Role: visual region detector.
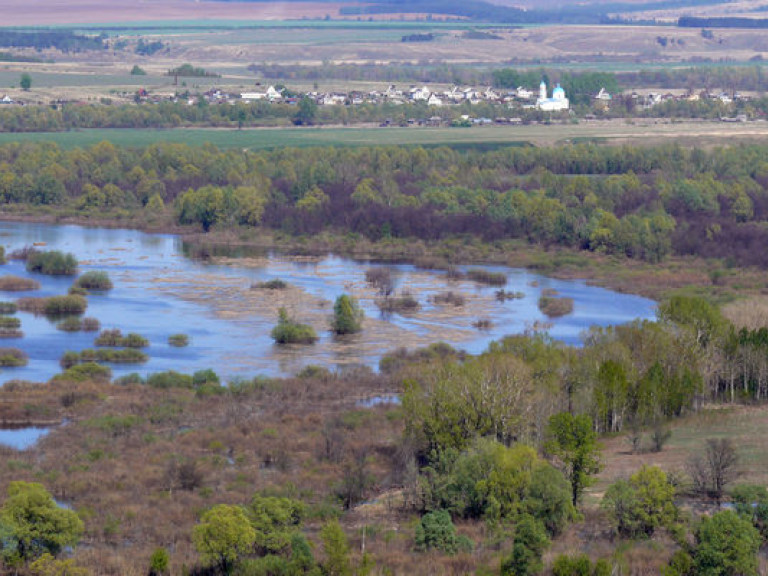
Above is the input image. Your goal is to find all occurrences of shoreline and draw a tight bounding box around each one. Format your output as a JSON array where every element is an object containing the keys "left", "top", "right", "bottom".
[{"left": 0, "top": 209, "right": 748, "bottom": 302}]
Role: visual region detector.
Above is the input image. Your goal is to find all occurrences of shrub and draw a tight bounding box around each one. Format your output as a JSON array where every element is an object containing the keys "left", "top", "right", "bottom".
[
  {"left": 0, "top": 317, "right": 20, "bottom": 329},
  {"left": 168, "top": 333, "right": 189, "bottom": 347},
  {"left": 0, "top": 275, "right": 40, "bottom": 291},
  {"left": 271, "top": 308, "right": 318, "bottom": 345},
  {"left": 56, "top": 317, "right": 83, "bottom": 332},
  {"left": 414, "top": 510, "right": 462, "bottom": 554},
  {"left": 149, "top": 547, "right": 170, "bottom": 576},
  {"left": 46, "top": 295, "right": 87, "bottom": 316},
  {"left": 113, "top": 373, "right": 145, "bottom": 386},
  {"left": 52, "top": 362, "right": 112, "bottom": 383},
  {"left": 252, "top": 279, "right": 288, "bottom": 290},
  {"left": 538, "top": 296, "right": 574, "bottom": 318},
  {"left": 466, "top": 268, "right": 507, "bottom": 286},
  {"left": 365, "top": 268, "right": 395, "bottom": 295},
  {"left": 147, "top": 371, "right": 193, "bottom": 389},
  {"left": 495, "top": 290, "right": 525, "bottom": 301},
  {"left": 74, "top": 271, "right": 113, "bottom": 291},
  {"left": 0, "top": 302, "right": 17, "bottom": 314},
  {"left": 26, "top": 250, "right": 78, "bottom": 275},
  {"left": 68, "top": 285, "right": 88, "bottom": 296},
  {"left": 94, "top": 329, "right": 149, "bottom": 348},
  {"left": 375, "top": 293, "right": 419, "bottom": 314},
  {"left": 0, "top": 347, "right": 27, "bottom": 367},
  {"left": 81, "top": 317, "right": 100, "bottom": 332},
  {"left": 61, "top": 349, "right": 148, "bottom": 368},
  {"left": 430, "top": 291, "right": 466, "bottom": 306},
  {"left": 331, "top": 294, "right": 364, "bottom": 335}
]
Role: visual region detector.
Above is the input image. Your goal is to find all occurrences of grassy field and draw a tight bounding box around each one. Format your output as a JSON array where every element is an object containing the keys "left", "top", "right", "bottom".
[{"left": 2, "top": 121, "right": 768, "bottom": 150}]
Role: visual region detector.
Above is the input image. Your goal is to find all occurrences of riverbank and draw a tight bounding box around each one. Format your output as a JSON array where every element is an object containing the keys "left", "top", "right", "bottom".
[{"left": 0, "top": 206, "right": 756, "bottom": 303}]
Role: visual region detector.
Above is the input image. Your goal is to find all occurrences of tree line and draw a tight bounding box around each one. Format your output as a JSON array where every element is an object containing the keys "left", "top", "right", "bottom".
[{"left": 6, "top": 141, "right": 768, "bottom": 266}]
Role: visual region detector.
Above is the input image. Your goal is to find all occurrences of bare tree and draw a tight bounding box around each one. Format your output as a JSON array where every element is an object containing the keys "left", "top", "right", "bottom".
[{"left": 688, "top": 438, "right": 739, "bottom": 504}]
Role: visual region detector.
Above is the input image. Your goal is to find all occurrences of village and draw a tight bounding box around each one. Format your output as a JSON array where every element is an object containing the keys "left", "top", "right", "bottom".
[{"left": 0, "top": 79, "right": 755, "bottom": 126}]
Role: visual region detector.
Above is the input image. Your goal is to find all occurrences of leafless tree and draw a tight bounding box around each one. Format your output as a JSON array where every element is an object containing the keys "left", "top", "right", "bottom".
[{"left": 688, "top": 438, "right": 739, "bottom": 503}]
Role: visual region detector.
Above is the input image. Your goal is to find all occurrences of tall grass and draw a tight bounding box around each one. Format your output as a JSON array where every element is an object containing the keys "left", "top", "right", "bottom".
[
  {"left": 0, "top": 276, "right": 40, "bottom": 292},
  {"left": 538, "top": 296, "right": 574, "bottom": 318},
  {"left": 466, "top": 269, "right": 507, "bottom": 286},
  {"left": 26, "top": 250, "right": 78, "bottom": 276},
  {"left": 74, "top": 271, "right": 113, "bottom": 291},
  {"left": 95, "top": 329, "right": 149, "bottom": 348},
  {"left": 0, "top": 348, "right": 27, "bottom": 367},
  {"left": 18, "top": 295, "right": 87, "bottom": 316}
]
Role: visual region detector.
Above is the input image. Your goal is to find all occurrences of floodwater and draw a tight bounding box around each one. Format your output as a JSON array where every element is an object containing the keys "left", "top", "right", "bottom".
[
  {"left": 0, "top": 222, "right": 657, "bottom": 384},
  {"left": 0, "top": 425, "right": 50, "bottom": 450}
]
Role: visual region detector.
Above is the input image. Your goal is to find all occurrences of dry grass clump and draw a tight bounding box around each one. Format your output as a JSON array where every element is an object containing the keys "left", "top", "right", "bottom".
[
  {"left": 430, "top": 291, "right": 466, "bottom": 307},
  {"left": 0, "top": 275, "right": 40, "bottom": 291},
  {"left": 466, "top": 268, "right": 507, "bottom": 286},
  {"left": 251, "top": 278, "right": 288, "bottom": 290},
  {"left": 18, "top": 295, "right": 87, "bottom": 316},
  {"left": 538, "top": 296, "right": 575, "bottom": 318},
  {"left": 94, "top": 329, "right": 149, "bottom": 348},
  {"left": 722, "top": 297, "right": 768, "bottom": 330},
  {"left": 365, "top": 268, "right": 395, "bottom": 295},
  {"left": 375, "top": 292, "right": 419, "bottom": 314}
]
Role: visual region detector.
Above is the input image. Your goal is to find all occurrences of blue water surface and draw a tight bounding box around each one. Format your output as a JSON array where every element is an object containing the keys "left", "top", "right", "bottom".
[{"left": 0, "top": 222, "right": 657, "bottom": 383}]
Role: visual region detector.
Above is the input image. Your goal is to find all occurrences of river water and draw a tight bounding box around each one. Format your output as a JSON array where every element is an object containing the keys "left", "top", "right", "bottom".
[{"left": 0, "top": 221, "right": 656, "bottom": 384}]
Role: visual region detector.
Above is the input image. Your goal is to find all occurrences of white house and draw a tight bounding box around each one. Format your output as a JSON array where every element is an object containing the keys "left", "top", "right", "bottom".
[
  {"left": 515, "top": 86, "right": 534, "bottom": 100},
  {"left": 536, "top": 81, "right": 569, "bottom": 112},
  {"left": 595, "top": 88, "right": 612, "bottom": 101},
  {"left": 427, "top": 93, "right": 443, "bottom": 107},
  {"left": 0, "top": 95, "right": 13, "bottom": 105},
  {"left": 410, "top": 86, "right": 431, "bottom": 101}
]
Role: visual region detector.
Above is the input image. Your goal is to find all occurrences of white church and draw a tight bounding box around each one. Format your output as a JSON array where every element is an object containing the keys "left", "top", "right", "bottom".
[{"left": 536, "top": 81, "right": 569, "bottom": 112}]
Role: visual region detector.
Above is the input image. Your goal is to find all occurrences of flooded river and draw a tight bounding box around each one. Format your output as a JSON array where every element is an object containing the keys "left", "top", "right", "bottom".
[{"left": 0, "top": 222, "right": 656, "bottom": 383}]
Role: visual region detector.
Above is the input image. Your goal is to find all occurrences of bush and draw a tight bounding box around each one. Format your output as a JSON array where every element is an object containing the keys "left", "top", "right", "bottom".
[
  {"left": 168, "top": 333, "right": 189, "bottom": 347},
  {"left": 271, "top": 308, "right": 318, "bottom": 345},
  {"left": 113, "top": 372, "right": 145, "bottom": 386},
  {"left": 0, "top": 317, "right": 20, "bottom": 329},
  {"left": 365, "top": 268, "right": 395, "bottom": 295},
  {"left": 466, "top": 268, "right": 507, "bottom": 286},
  {"left": 375, "top": 293, "right": 419, "bottom": 314},
  {"left": 26, "top": 250, "right": 78, "bottom": 275},
  {"left": 0, "top": 275, "right": 40, "bottom": 291},
  {"left": 81, "top": 317, "right": 100, "bottom": 332},
  {"left": 331, "top": 294, "right": 364, "bottom": 335},
  {"left": 94, "top": 329, "right": 149, "bottom": 348},
  {"left": 61, "top": 348, "right": 148, "bottom": 368},
  {"left": 252, "top": 279, "right": 288, "bottom": 290},
  {"left": 0, "top": 302, "right": 17, "bottom": 314},
  {"left": 46, "top": 295, "right": 87, "bottom": 316},
  {"left": 414, "top": 510, "right": 465, "bottom": 554},
  {"left": 0, "top": 347, "right": 27, "bottom": 367},
  {"left": 147, "top": 371, "right": 193, "bottom": 389},
  {"left": 52, "top": 362, "right": 112, "bottom": 383},
  {"left": 538, "top": 296, "right": 574, "bottom": 318},
  {"left": 430, "top": 291, "right": 466, "bottom": 306},
  {"left": 74, "top": 271, "right": 113, "bottom": 291},
  {"left": 56, "top": 317, "right": 83, "bottom": 332},
  {"left": 495, "top": 290, "right": 525, "bottom": 301}
]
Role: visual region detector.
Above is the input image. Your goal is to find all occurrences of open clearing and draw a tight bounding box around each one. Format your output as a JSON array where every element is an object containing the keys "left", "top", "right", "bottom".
[{"left": 3, "top": 120, "right": 768, "bottom": 150}]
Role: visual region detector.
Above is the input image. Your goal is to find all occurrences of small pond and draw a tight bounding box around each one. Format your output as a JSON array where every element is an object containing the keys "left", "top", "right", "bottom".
[
  {"left": 0, "top": 425, "right": 51, "bottom": 450},
  {"left": 0, "top": 222, "right": 657, "bottom": 383}
]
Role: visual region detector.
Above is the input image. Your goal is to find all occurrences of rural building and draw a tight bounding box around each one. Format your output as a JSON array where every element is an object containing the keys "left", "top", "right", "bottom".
[{"left": 536, "top": 81, "right": 569, "bottom": 111}]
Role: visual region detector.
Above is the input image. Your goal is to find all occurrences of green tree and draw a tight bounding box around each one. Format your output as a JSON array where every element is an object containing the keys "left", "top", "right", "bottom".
[
  {"left": 500, "top": 515, "right": 550, "bottom": 576},
  {"left": 331, "top": 294, "right": 364, "bottom": 335},
  {"left": 602, "top": 465, "right": 677, "bottom": 538},
  {"left": 320, "top": 519, "right": 351, "bottom": 576},
  {"left": 414, "top": 510, "right": 459, "bottom": 554},
  {"left": 545, "top": 413, "right": 602, "bottom": 506},
  {"left": 192, "top": 504, "right": 255, "bottom": 573},
  {"left": 695, "top": 510, "right": 760, "bottom": 576},
  {"left": 148, "top": 547, "right": 170, "bottom": 575},
  {"left": 28, "top": 553, "right": 89, "bottom": 576},
  {"left": 0, "top": 481, "right": 83, "bottom": 563},
  {"left": 247, "top": 494, "right": 305, "bottom": 555},
  {"left": 20, "top": 73, "right": 31, "bottom": 91},
  {"left": 295, "top": 96, "right": 318, "bottom": 126}
]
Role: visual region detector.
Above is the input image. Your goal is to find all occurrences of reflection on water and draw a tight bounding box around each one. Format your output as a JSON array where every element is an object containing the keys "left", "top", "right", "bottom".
[{"left": 0, "top": 222, "right": 657, "bottom": 383}]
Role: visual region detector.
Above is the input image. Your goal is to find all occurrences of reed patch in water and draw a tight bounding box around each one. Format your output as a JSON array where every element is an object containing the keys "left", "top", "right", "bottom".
[
  {"left": 538, "top": 296, "right": 574, "bottom": 318},
  {"left": 168, "top": 334, "right": 190, "bottom": 347},
  {"left": 26, "top": 250, "right": 78, "bottom": 276},
  {"left": 466, "top": 269, "right": 507, "bottom": 286},
  {"left": 0, "top": 348, "right": 27, "bottom": 367},
  {"left": 74, "top": 271, "right": 113, "bottom": 291},
  {"left": 0, "top": 276, "right": 40, "bottom": 292},
  {"left": 94, "top": 329, "right": 149, "bottom": 348}
]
